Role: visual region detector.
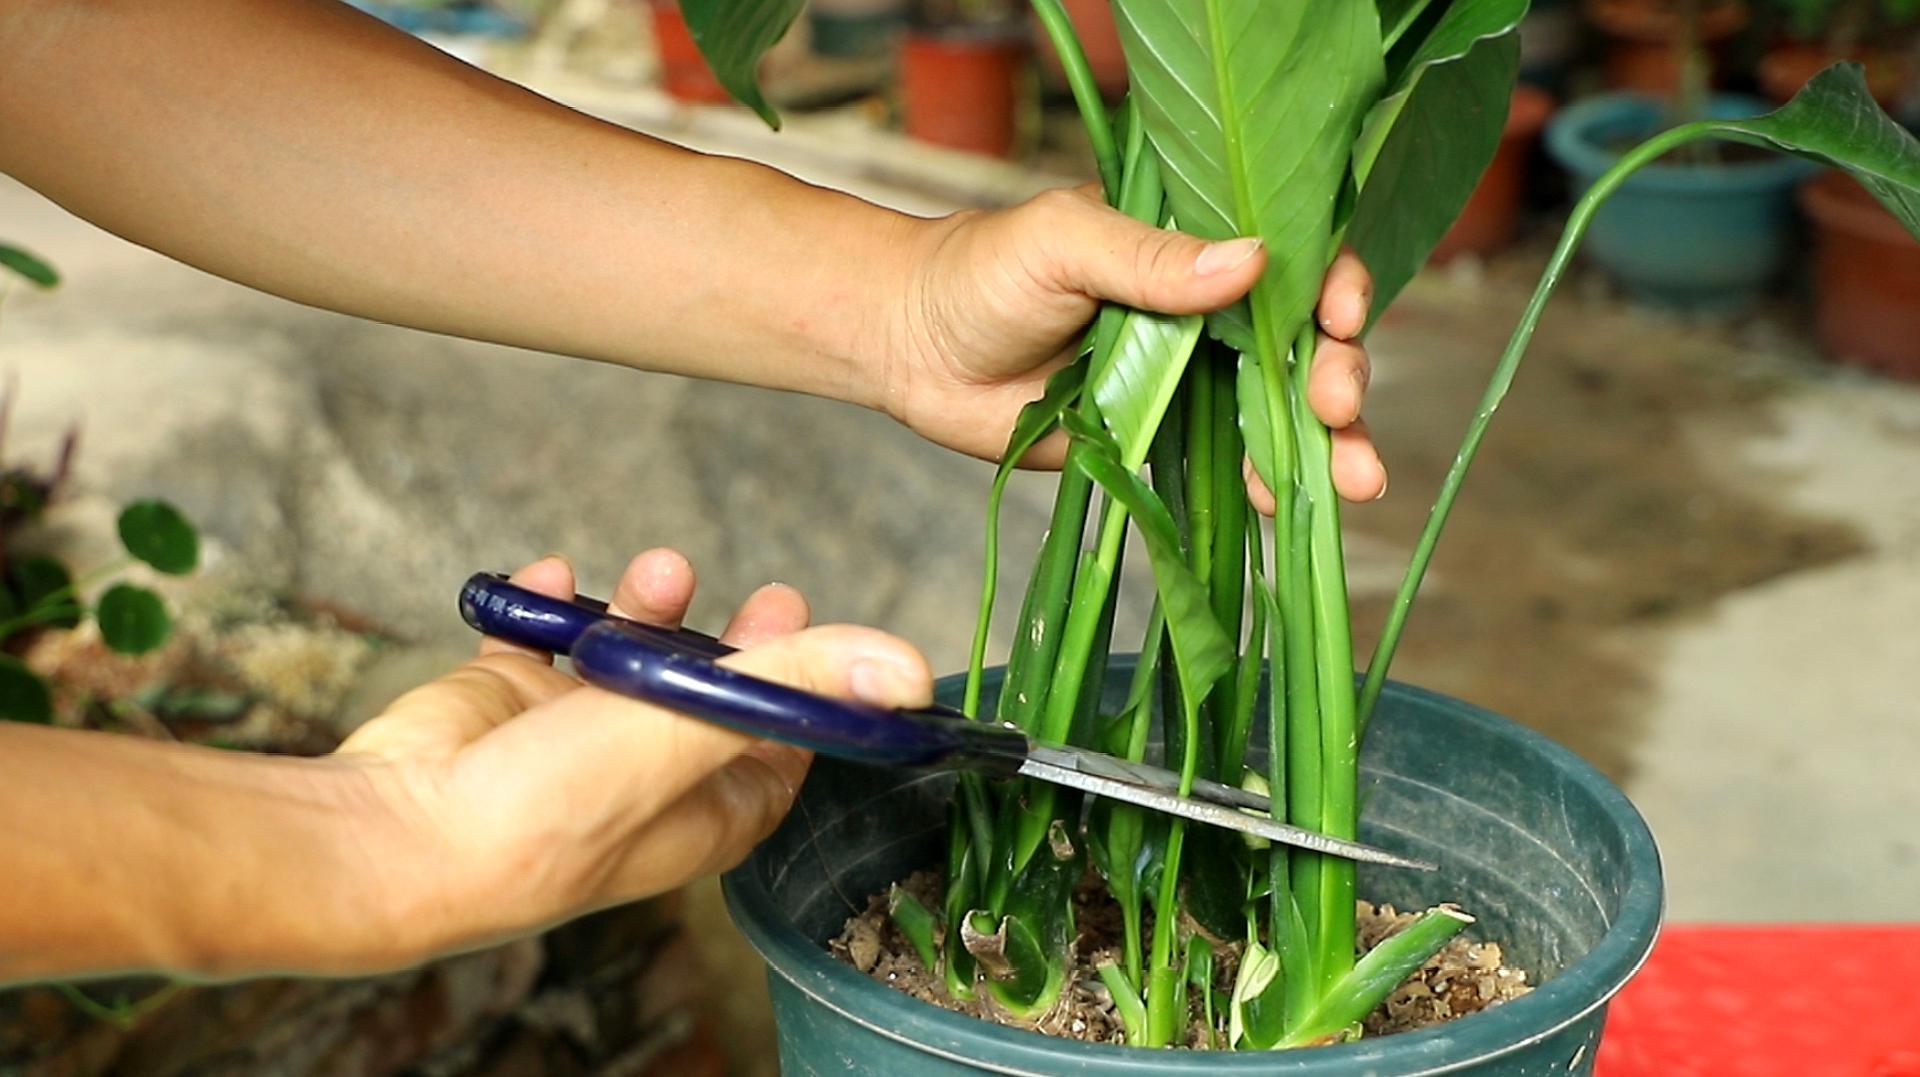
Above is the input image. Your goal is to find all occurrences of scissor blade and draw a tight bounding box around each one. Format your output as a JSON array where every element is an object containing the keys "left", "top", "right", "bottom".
[
  {"left": 1014, "top": 755, "right": 1436, "bottom": 872},
  {"left": 1031, "top": 745, "right": 1273, "bottom": 813}
]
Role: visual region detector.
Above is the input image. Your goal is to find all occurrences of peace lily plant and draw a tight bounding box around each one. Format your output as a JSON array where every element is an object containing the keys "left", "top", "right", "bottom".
[{"left": 683, "top": 0, "right": 1920, "bottom": 1050}]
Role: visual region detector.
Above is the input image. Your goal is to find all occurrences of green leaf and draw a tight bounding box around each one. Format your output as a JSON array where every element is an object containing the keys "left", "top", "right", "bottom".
[
  {"left": 1279, "top": 906, "right": 1472, "bottom": 1047},
  {"left": 1112, "top": 0, "right": 1385, "bottom": 354},
  {"left": 97, "top": 584, "right": 171, "bottom": 655},
  {"left": 1090, "top": 309, "right": 1206, "bottom": 468},
  {"left": 117, "top": 500, "right": 199, "bottom": 575},
  {"left": 0, "top": 243, "right": 59, "bottom": 288},
  {"left": 1703, "top": 63, "right": 1920, "bottom": 236},
  {"left": 0, "top": 655, "right": 52, "bottom": 723},
  {"left": 680, "top": 0, "right": 802, "bottom": 129},
  {"left": 1096, "top": 961, "right": 1149, "bottom": 1043},
  {"left": 1349, "top": 33, "right": 1520, "bottom": 321},
  {"left": 9, "top": 555, "right": 81, "bottom": 630},
  {"left": 1061, "top": 413, "right": 1234, "bottom": 705},
  {"left": 1383, "top": 0, "right": 1528, "bottom": 91},
  {"left": 887, "top": 885, "right": 942, "bottom": 973},
  {"left": 1228, "top": 938, "right": 1283, "bottom": 1048}
]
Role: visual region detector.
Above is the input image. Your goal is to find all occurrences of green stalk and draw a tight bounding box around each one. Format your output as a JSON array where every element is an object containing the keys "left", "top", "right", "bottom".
[
  {"left": 1358, "top": 123, "right": 1715, "bottom": 734},
  {"left": 1288, "top": 323, "right": 1358, "bottom": 990},
  {"left": 1027, "top": 0, "right": 1122, "bottom": 199}
]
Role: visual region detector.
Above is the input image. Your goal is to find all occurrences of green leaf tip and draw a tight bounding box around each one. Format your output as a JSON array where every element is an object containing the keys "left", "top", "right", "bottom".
[
  {"left": 117, "top": 499, "right": 199, "bottom": 575},
  {"left": 0, "top": 243, "right": 59, "bottom": 288},
  {"left": 678, "top": 0, "right": 803, "bottom": 130}
]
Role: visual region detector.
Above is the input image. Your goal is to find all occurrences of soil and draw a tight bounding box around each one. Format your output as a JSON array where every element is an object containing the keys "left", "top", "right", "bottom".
[{"left": 830, "top": 871, "right": 1531, "bottom": 1048}]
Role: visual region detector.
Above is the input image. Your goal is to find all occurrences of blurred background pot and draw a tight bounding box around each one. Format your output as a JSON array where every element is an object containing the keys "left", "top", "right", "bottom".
[
  {"left": 899, "top": 23, "right": 1028, "bottom": 156},
  {"left": 723, "top": 663, "right": 1663, "bottom": 1075},
  {"left": 1432, "top": 85, "right": 1559, "bottom": 262},
  {"left": 650, "top": 0, "right": 734, "bottom": 104},
  {"left": 1757, "top": 42, "right": 1913, "bottom": 104},
  {"left": 1800, "top": 169, "right": 1920, "bottom": 379},
  {"left": 1586, "top": 0, "right": 1750, "bottom": 93},
  {"left": 809, "top": 0, "right": 908, "bottom": 59},
  {"left": 1546, "top": 92, "right": 1819, "bottom": 310}
]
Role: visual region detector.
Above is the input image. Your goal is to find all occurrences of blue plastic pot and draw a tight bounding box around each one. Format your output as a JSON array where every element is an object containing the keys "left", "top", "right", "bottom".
[
  {"left": 724, "top": 663, "right": 1664, "bottom": 1075},
  {"left": 1545, "top": 93, "right": 1819, "bottom": 311}
]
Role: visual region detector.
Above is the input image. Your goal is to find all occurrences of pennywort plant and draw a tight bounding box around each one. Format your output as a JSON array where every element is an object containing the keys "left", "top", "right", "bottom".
[
  {"left": 0, "top": 247, "right": 202, "bottom": 724},
  {"left": 683, "top": 0, "right": 1920, "bottom": 1047}
]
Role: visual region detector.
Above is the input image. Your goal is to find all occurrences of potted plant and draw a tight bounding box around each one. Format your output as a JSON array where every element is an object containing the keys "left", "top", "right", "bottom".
[
  {"left": 1756, "top": 0, "right": 1917, "bottom": 104},
  {"left": 810, "top": 0, "right": 909, "bottom": 59},
  {"left": 677, "top": 0, "right": 1920, "bottom": 1066},
  {"left": 1548, "top": 1, "right": 1822, "bottom": 309},
  {"left": 1585, "top": 0, "right": 1750, "bottom": 92},
  {"left": 897, "top": 0, "right": 1031, "bottom": 156},
  {"left": 1800, "top": 168, "right": 1920, "bottom": 377}
]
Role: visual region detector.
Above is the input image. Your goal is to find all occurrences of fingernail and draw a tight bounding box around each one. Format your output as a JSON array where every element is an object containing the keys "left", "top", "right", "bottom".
[
  {"left": 1349, "top": 365, "right": 1369, "bottom": 397},
  {"left": 1194, "top": 237, "right": 1263, "bottom": 277},
  {"left": 1373, "top": 471, "right": 1390, "bottom": 501},
  {"left": 542, "top": 552, "right": 573, "bottom": 572},
  {"left": 850, "top": 658, "right": 915, "bottom": 706}
]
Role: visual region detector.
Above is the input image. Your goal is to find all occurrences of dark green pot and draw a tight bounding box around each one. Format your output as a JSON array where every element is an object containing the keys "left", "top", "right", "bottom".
[{"left": 723, "top": 662, "right": 1664, "bottom": 1075}]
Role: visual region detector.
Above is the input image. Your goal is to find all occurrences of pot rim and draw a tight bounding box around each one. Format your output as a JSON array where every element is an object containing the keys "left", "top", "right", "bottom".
[
  {"left": 724, "top": 673, "right": 1665, "bottom": 1075},
  {"left": 1545, "top": 92, "right": 1822, "bottom": 193}
]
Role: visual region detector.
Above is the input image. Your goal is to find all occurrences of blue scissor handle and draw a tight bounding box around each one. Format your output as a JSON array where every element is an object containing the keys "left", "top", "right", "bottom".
[
  {"left": 571, "top": 620, "right": 1026, "bottom": 770},
  {"left": 459, "top": 572, "right": 730, "bottom": 658},
  {"left": 458, "top": 571, "right": 1027, "bottom": 772}
]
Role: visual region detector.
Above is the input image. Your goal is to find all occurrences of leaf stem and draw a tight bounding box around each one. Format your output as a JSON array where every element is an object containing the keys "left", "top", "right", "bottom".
[
  {"left": 1358, "top": 121, "right": 1715, "bottom": 733},
  {"left": 1027, "top": 0, "right": 1122, "bottom": 198}
]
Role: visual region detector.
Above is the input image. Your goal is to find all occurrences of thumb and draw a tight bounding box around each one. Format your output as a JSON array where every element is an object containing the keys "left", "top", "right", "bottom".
[{"left": 1023, "top": 187, "right": 1267, "bottom": 315}]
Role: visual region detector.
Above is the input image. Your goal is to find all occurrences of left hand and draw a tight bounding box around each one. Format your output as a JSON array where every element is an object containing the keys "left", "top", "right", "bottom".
[
  {"left": 331, "top": 550, "right": 932, "bottom": 964},
  {"left": 876, "top": 185, "right": 1386, "bottom": 503}
]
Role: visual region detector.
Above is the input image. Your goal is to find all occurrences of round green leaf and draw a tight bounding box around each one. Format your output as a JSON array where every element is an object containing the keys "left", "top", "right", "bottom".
[
  {"left": 0, "top": 655, "right": 53, "bottom": 723},
  {"left": 8, "top": 555, "right": 80, "bottom": 629},
  {"left": 117, "top": 500, "right": 199, "bottom": 575},
  {"left": 97, "top": 584, "right": 172, "bottom": 655}
]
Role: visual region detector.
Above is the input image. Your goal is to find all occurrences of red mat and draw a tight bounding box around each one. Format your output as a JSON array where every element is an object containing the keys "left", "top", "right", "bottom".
[{"left": 1597, "top": 925, "right": 1920, "bottom": 1077}]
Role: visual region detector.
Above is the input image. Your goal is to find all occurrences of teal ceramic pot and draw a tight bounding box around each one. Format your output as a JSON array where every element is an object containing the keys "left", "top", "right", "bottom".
[
  {"left": 1545, "top": 93, "right": 1820, "bottom": 312},
  {"left": 723, "top": 662, "right": 1664, "bottom": 1075}
]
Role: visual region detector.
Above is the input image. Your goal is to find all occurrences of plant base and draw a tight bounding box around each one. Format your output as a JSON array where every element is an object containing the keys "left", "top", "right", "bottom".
[{"left": 723, "top": 664, "right": 1662, "bottom": 1075}]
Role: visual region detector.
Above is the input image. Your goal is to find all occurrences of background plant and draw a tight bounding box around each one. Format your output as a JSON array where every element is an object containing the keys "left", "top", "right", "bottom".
[
  {"left": 0, "top": 247, "right": 201, "bottom": 725},
  {"left": 682, "top": 0, "right": 1919, "bottom": 1048}
]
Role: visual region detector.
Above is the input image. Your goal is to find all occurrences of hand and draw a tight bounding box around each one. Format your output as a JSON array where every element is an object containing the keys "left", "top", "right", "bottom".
[
  {"left": 334, "top": 550, "right": 933, "bottom": 963},
  {"left": 879, "top": 186, "right": 1386, "bottom": 503}
]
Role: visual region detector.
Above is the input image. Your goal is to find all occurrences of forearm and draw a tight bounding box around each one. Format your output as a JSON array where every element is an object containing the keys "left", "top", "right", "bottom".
[
  {"left": 0, "top": 723, "right": 418, "bottom": 983},
  {"left": 0, "top": 0, "right": 924, "bottom": 406}
]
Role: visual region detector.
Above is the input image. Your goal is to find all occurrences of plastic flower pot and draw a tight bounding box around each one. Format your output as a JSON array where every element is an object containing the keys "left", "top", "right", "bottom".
[
  {"left": 1431, "top": 85, "right": 1558, "bottom": 263},
  {"left": 1583, "top": 0, "right": 1748, "bottom": 95},
  {"left": 809, "top": 0, "right": 906, "bottom": 59},
  {"left": 650, "top": 1, "right": 735, "bottom": 106},
  {"left": 1800, "top": 169, "right": 1920, "bottom": 380},
  {"left": 1545, "top": 92, "right": 1819, "bottom": 312},
  {"left": 1757, "top": 43, "right": 1912, "bottom": 107},
  {"left": 899, "top": 26, "right": 1028, "bottom": 158},
  {"left": 723, "top": 661, "right": 1664, "bottom": 1075}
]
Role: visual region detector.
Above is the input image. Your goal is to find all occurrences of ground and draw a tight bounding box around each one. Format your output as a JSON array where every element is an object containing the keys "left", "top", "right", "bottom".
[{"left": 3, "top": 40, "right": 1918, "bottom": 1073}]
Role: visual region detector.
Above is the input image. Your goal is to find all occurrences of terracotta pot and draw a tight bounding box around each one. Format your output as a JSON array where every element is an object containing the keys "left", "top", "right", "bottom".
[
  {"left": 651, "top": 1, "right": 734, "bottom": 105},
  {"left": 1801, "top": 170, "right": 1920, "bottom": 380},
  {"left": 1585, "top": 0, "right": 1749, "bottom": 94},
  {"left": 899, "top": 29, "right": 1027, "bottom": 157},
  {"left": 1432, "top": 85, "right": 1558, "bottom": 262},
  {"left": 1033, "top": 0, "right": 1128, "bottom": 100},
  {"left": 1758, "top": 42, "right": 1913, "bottom": 106}
]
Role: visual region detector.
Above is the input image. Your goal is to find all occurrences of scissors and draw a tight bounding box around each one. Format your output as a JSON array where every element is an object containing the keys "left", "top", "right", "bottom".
[{"left": 458, "top": 572, "right": 1433, "bottom": 871}]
